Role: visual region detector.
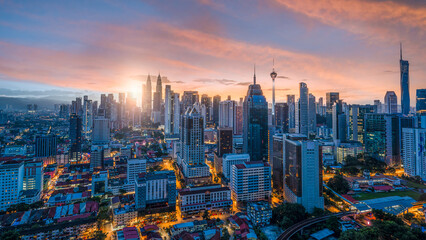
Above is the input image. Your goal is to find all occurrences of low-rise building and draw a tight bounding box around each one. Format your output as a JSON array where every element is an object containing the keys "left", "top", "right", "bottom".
[
  {"left": 247, "top": 201, "right": 272, "bottom": 226},
  {"left": 113, "top": 205, "right": 138, "bottom": 230},
  {"left": 135, "top": 171, "right": 176, "bottom": 211},
  {"left": 178, "top": 184, "right": 232, "bottom": 217}
]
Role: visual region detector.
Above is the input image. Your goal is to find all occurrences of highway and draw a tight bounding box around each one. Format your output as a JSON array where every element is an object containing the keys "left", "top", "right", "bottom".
[{"left": 276, "top": 212, "right": 354, "bottom": 240}]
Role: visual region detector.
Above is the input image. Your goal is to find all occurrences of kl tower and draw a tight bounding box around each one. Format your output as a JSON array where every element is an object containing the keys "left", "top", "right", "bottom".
[{"left": 270, "top": 59, "right": 277, "bottom": 126}]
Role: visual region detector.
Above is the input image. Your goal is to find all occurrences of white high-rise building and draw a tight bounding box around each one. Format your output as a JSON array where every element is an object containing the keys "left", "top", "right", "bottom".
[
  {"left": 283, "top": 134, "right": 324, "bottom": 213},
  {"left": 230, "top": 161, "right": 271, "bottom": 203},
  {"left": 83, "top": 96, "right": 93, "bottom": 140},
  {"left": 402, "top": 128, "right": 426, "bottom": 179},
  {"left": 219, "top": 100, "right": 236, "bottom": 129},
  {"left": 222, "top": 153, "right": 250, "bottom": 179},
  {"left": 23, "top": 160, "right": 43, "bottom": 192},
  {"left": 0, "top": 161, "right": 24, "bottom": 211},
  {"left": 127, "top": 158, "right": 147, "bottom": 184},
  {"left": 92, "top": 117, "right": 110, "bottom": 145}
]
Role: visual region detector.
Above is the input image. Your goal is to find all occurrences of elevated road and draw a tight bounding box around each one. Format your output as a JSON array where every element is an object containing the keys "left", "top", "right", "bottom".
[{"left": 276, "top": 211, "right": 354, "bottom": 240}]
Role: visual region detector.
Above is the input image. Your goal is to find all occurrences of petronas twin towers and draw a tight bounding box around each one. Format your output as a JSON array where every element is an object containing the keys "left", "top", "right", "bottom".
[{"left": 142, "top": 74, "right": 162, "bottom": 122}]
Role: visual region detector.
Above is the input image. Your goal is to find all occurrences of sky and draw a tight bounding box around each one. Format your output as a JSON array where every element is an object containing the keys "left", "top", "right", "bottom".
[{"left": 0, "top": 0, "right": 425, "bottom": 105}]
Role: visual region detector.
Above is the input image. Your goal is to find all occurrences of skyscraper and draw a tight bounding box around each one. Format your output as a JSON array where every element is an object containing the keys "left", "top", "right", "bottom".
[
  {"left": 82, "top": 96, "right": 93, "bottom": 139},
  {"left": 201, "top": 94, "right": 212, "bottom": 124},
  {"left": 243, "top": 70, "right": 268, "bottom": 162},
  {"left": 402, "top": 128, "right": 426, "bottom": 179},
  {"left": 270, "top": 63, "right": 277, "bottom": 126},
  {"left": 0, "top": 161, "right": 24, "bottom": 211},
  {"left": 35, "top": 135, "right": 57, "bottom": 166},
  {"left": 217, "top": 127, "right": 233, "bottom": 157},
  {"left": 69, "top": 113, "right": 82, "bottom": 162},
  {"left": 152, "top": 74, "right": 162, "bottom": 123},
  {"left": 283, "top": 134, "right": 324, "bottom": 213},
  {"left": 296, "top": 82, "right": 309, "bottom": 136},
  {"left": 400, "top": 44, "right": 410, "bottom": 115},
  {"left": 416, "top": 89, "right": 426, "bottom": 115},
  {"left": 275, "top": 103, "right": 289, "bottom": 132},
  {"left": 326, "top": 92, "right": 339, "bottom": 128},
  {"left": 182, "top": 91, "right": 199, "bottom": 113},
  {"left": 92, "top": 117, "right": 110, "bottom": 145},
  {"left": 384, "top": 91, "right": 398, "bottom": 114},
  {"left": 212, "top": 95, "right": 221, "bottom": 127},
  {"left": 348, "top": 104, "right": 377, "bottom": 143},
  {"left": 179, "top": 103, "right": 210, "bottom": 180},
  {"left": 332, "top": 100, "right": 347, "bottom": 142},
  {"left": 308, "top": 93, "right": 317, "bottom": 134},
  {"left": 287, "top": 95, "right": 296, "bottom": 130},
  {"left": 142, "top": 75, "right": 152, "bottom": 117}
]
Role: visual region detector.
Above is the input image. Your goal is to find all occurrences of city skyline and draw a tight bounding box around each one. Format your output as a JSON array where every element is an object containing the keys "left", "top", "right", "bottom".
[{"left": 1, "top": 0, "right": 426, "bottom": 105}]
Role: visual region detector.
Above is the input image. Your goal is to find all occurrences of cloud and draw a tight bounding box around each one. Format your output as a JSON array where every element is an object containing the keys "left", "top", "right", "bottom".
[
  {"left": 277, "top": 76, "right": 289, "bottom": 79},
  {"left": 236, "top": 82, "right": 251, "bottom": 86},
  {"left": 194, "top": 78, "right": 237, "bottom": 85}
]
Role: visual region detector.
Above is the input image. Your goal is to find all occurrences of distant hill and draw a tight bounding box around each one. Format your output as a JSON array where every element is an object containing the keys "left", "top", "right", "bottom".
[{"left": 0, "top": 96, "right": 68, "bottom": 110}]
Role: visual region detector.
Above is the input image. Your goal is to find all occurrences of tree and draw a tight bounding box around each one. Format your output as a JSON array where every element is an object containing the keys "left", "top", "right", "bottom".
[
  {"left": 0, "top": 230, "right": 20, "bottom": 240},
  {"left": 325, "top": 216, "right": 341, "bottom": 235},
  {"left": 202, "top": 210, "right": 211, "bottom": 220},
  {"left": 327, "top": 174, "right": 350, "bottom": 195},
  {"left": 404, "top": 212, "right": 415, "bottom": 221},
  {"left": 254, "top": 227, "right": 268, "bottom": 240},
  {"left": 311, "top": 207, "right": 325, "bottom": 217},
  {"left": 418, "top": 193, "right": 426, "bottom": 201},
  {"left": 92, "top": 230, "right": 107, "bottom": 240},
  {"left": 272, "top": 203, "right": 308, "bottom": 229},
  {"left": 221, "top": 228, "right": 230, "bottom": 240},
  {"left": 119, "top": 188, "right": 127, "bottom": 195}
]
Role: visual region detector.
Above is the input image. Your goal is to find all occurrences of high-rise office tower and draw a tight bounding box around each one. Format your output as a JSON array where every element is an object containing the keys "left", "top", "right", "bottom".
[
  {"left": 317, "top": 97, "right": 325, "bottom": 116},
  {"left": 402, "top": 128, "right": 426, "bottom": 179},
  {"left": 235, "top": 104, "right": 243, "bottom": 135},
  {"left": 152, "top": 74, "right": 162, "bottom": 123},
  {"left": 296, "top": 82, "right": 309, "bottom": 136},
  {"left": 384, "top": 91, "right": 398, "bottom": 114},
  {"left": 90, "top": 145, "right": 104, "bottom": 170},
  {"left": 164, "top": 85, "right": 173, "bottom": 135},
  {"left": 219, "top": 100, "right": 236, "bottom": 129},
  {"left": 35, "top": 135, "right": 56, "bottom": 158},
  {"left": 400, "top": 44, "right": 410, "bottom": 115},
  {"left": 83, "top": 97, "right": 93, "bottom": 139},
  {"left": 374, "top": 100, "right": 382, "bottom": 113},
  {"left": 326, "top": 92, "right": 339, "bottom": 128},
  {"left": 92, "top": 117, "right": 110, "bottom": 145},
  {"left": 212, "top": 95, "right": 221, "bottom": 127},
  {"left": 308, "top": 93, "right": 317, "bottom": 134},
  {"left": 275, "top": 103, "right": 289, "bottom": 132},
  {"left": 332, "top": 100, "right": 347, "bottom": 142},
  {"left": 217, "top": 127, "right": 233, "bottom": 157},
  {"left": 118, "top": 92, "right": 126, "bottom": 129},
  {"left": 363, "top": 113, "right": 415, "bottom": 164},
  {"left": 287, "top": 95, "right": 296, "bottom": 130},
  {"left": 179, "top": 103, "right": 210, "bottom": 179},
  {"left": 182, "top": 91, "right": 199, "bottom": 113},
  {"left": 0, "top": 161, "right": 24, "bottom": 211},
  {"left": 201, "top": 94, "right": 212, "bottom": 123},
  {"left": 416, "top": 89, "right": 426, "bottom": 115},
  {"left": 348, "top": 104, "right": 377, "bottom": 143},
  {"left": 35, "top": 135, "right": 57, "bottom": 165},
  {"left": 143, "top": 75, "right": 152, "bottom": 117},
  {"left": 243, "top": 71, "right": 268, "bottom": 162},
  {"left": 135, "top": 171, "right": 176, "bottom": 210},
  {"left": 272, "top": 134, "right": 283, "bottom": 192},
  {"left": 230, "top": 161, "right": 271, "bottom": 203},
  {"left": 172, "top": 93, "right": 181, "bottom": 134},
  {"left": 23, "top": 160, "right": 43, "bottom": 192},
  {"left": 283, "top": 134, "right": 324, "bottom": 213},
  {"left": 127, "top": 158, "right": 147, "bottom": 184},
  {"left": 69, "top": 113, "right": 82, "bottom": 162}
]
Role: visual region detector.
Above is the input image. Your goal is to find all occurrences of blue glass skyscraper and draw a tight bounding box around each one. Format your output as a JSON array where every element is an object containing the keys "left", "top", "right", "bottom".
[
  {"left": 400, "top": 44, "right": 410, "bottom": 115},
  {"left": 243, "top": 69, "right": 268, "bottom": 162}
]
